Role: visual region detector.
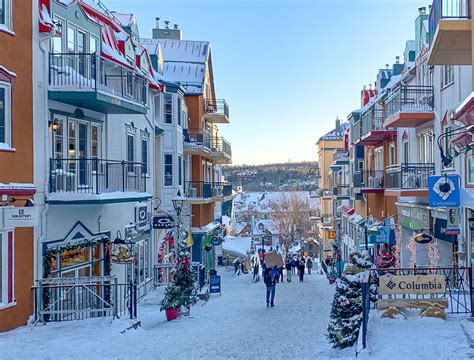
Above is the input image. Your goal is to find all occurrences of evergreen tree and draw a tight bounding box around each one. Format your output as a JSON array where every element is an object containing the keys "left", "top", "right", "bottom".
[{"left": 327, "top": 250, "right": 377, "bottom": 349}]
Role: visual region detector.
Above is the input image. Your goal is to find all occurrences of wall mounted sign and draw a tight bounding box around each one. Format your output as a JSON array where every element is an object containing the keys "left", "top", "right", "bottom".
[
  {"left": 434, "top": 218, "right": 457, "bottom": 243},
  {"left": 153, "top": 215, "right": 175, "bottom": 229},
  {"left": 446, "top": 208, "right": 460, "bottom": 235},
  {"left": 211, "top": 236, "right": 223, "bottom": 246},
  {"left": 379, "top": 274, "right": 445, "bottom": 295},
  {"left": 135, "top": 203, "right": 149, "bottom": 230},
  {"left": 111, "top": 244, "right": 135, "bottom": 264},
  {"left": 429, "top": 175, "right": 460, "bottom": 207},
  {"left": 413, "top": 232, "right": 433, "bottom": 244},
  {"left": 2, "top": 206, "right": 39, "bottom": 228}
]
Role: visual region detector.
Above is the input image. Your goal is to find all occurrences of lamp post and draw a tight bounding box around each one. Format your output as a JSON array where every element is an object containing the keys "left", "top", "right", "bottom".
[{"left": 171, "top": 193, "right": 186, "bottom": 261}]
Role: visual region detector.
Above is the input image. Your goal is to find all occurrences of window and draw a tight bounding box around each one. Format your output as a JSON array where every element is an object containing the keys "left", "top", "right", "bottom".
[
  {"left": 403, "top": 140, "right": 409, "bottom": 164},
  {"left": 90, "top": 36, "right": 98, "bottom": 54},
  {"left": 178, "top": 155, "right": 182, "bottom": 186},
  {"left": 0, "top": 231, "right": 14, "bottom": 306},
  {"left": 375, "top": 147, "right": 384, "bottom": 171},
  {"left": 389, "top": 143, "right": 396, "bottom": 166},
  {"left": 164, "top": 94, "right": 172, "bottom": 124},
  {"left": 0, "top": 82, "right": 11, "bottom": 147},
  {"left": 177, "top": 98, "right": 182, "bottom": 127},
  {"left": 467, "top": 155, "right": 474, "bottom": 186},
  {"left": 51, "top": 18, "right": 64, "bottom": 53},
  {"left": 442, "top": 65, "right": 454, "bottom": 87},
  {"left": 141, "top": 138, "right": 148, "bottom": 175},
  {"left": 127, "top": 134, "right": 135, "bottom": 172},
  {"left": 0, "top": 0, "right": 11, "bottom": 30},
  {"left": 418, "top": 131, "right": 434, "bottom": 163},
  {"left": 164, "top": 154, "right": 173, "bottom": 186},
  {"left": 67, "top": 26, "right": 75, "bottom": 53}
]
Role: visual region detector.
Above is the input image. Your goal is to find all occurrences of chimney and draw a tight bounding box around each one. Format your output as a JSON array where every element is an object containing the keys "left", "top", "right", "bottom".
[
  {"left": 395, "top": 56, "right": 400, "bottom": 64},
  {"left": 385, "top": 64, "right": 389, "bottom": 69},
  {"left": 335, "top": 117, "right": 341, "bottom": 133},
  {"left": 152, "top": 18, "right": 183, "bottom": 40},
  {"left": 363, "top": 85, "right": 366, "bottom": 90},
  {"left": 418, "top": 6, "right": 426, "bottom": 15}
]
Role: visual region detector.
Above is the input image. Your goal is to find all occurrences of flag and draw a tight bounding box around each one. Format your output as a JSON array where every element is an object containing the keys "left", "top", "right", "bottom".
[{"left": 186, "top": 230, "right": 194, "bottom": 247}]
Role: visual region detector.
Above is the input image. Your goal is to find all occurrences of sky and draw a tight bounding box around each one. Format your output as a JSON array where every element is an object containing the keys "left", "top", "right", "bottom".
[{"left": 104, "top": 0, "right": 429, "bottom": 165}]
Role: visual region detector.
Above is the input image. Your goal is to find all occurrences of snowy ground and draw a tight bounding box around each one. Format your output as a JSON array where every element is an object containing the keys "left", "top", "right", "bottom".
[
  {"left": 359, "top": 310, "right": 474, "bottom": 360},
  {"left": 0, "top": 269, "right": 354, "bottom": 360},
  {"left": 1, "top": 270, "right": 472, "bottom": 359}
]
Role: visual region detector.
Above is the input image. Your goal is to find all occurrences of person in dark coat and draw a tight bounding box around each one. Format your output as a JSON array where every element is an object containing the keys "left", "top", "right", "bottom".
[
  {"left": 306, "top": 258, "right": 313, "bottom": 275},
  {"left": 298, "top": 258, "right": 305, "bottom": 282},
  {"left": 279, "top": 265, "right": 284, "bottom": 283},
  {"left": 291, "top": 258, "right": 297, "bottom": 274},
  {"left": 285, "top": 259, "right": 292, "bottom": 282},
  {"left": 263, "top": 267, "right": 277, "bottom": 307},
  {"left": 253, "top": 261, "right": 260, "bottom": 282}
]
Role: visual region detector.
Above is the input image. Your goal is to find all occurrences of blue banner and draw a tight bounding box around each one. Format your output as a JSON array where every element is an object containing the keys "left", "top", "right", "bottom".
[
  {"left": 429, "top": 175, "right": 460, "bottom": 207},
  {"left": 434, "top": 218, "right": 457, "bottom": 244}
]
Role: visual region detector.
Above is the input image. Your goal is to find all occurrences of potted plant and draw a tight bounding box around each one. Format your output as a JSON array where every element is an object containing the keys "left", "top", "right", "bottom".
[
  {"left": 160, "top": 284, "right": 183, "bottom": 321},
  {"left": 327, "top": 270, "right": 337, "bottom": 284}
]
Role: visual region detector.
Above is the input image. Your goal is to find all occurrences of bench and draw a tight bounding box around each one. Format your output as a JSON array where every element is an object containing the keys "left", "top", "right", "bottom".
[{"left": 377, "top": 274, "right": 447, "bottom": 319}]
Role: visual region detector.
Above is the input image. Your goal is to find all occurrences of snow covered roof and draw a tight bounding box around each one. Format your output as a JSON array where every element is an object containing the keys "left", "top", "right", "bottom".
[
  {"left": 222, "top": 236, "right": 252, "bottom": 257},
  {"left": 232, "top": 222, "right": 249, "bottom": 235},
  {"left": 139, "top": 38, "right": 210, "bottom": 95},
  {"left": 253, "top": 219, "right": 279, "bottom": 235},
  {"left": 378, "top": 69, "right": 392, "bottom": 80},
  {"left": 319, "top": 122, "right": 349, "bottom": 141}
]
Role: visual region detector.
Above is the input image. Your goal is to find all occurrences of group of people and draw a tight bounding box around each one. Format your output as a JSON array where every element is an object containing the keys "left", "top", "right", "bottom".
[{"left": 284, "top": 256, "right": 313, "bottom": 282}]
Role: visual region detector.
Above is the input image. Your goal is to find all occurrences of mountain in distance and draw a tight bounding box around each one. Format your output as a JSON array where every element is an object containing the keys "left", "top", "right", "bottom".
[{"left": 223, "top": 161, "right": 319, "bottom": 192}]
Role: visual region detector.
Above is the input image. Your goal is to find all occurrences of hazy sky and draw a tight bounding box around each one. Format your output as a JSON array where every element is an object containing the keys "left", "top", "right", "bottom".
[{"left": 105, "top": 0, "right": 427, "bottom": 165}]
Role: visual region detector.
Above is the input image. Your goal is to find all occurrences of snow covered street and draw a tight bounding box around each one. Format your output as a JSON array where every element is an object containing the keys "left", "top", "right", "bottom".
[{"left": 0, "top": 269, "right": 353, "bottom": 360}]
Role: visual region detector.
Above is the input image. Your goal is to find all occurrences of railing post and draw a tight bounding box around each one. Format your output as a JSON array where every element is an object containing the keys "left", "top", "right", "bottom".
[
  {"left": 122, "top": 160, "right": 126, "bottom": 192},
  {"left": 469, "top": 265, "right": 474, "bottom": 317},
  {"left": 95, "top": 158, "right": 99, "bottom": 194},
  {"left": 49, "top": 158, "right": 53, "bottom": 193}
]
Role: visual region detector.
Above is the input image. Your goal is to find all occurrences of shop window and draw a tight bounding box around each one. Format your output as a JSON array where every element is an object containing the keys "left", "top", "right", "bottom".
[
  {"left": 0, "top": 231, "right": 14, "bottom": 306},
  {"left": 164, "top": 154, "right": 173, "bottom": 186},
  {"left": 164, "top": 94, "right": 172, "bottom": 124},
  {"left": 0, "top": 82, "right": 11, "bottom": 147},
  {"left": 0, "top": 0, "right": 12, "bottom": 31}
]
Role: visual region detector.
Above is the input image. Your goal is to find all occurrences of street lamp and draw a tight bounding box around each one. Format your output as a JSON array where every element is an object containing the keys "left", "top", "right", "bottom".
[
  {"left": 171, "top": 193, "right": 185, "bottom": 217},
  {"left": 171, "top": 192, "right": 187, "bottom": 261}
]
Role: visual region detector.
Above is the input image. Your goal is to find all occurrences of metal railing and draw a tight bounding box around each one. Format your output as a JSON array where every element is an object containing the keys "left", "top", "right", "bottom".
[
  {"left": 385, "top": 163, "right": 434, "bottom": 189},
  {"left": 333, "top": 149, "right": 349, "bottom": 162},
  {"left": 183, "top": 129, "right": 211, "bottom": 149},
  {"left": 333, "top": 185, "right": 350, "bottom": 197},
  {"left": 49, "top": 53, "right": 148, "bottom": 106},
  {"left": 49, "top": 158, "right": 146, "bottom": 194},
  {"left": 184, "top": 181, "right": 232, "bottom": 198},
  {"left": 354, "top": 170, "right": 385, "bottom": 189},
  {"left": 385, "top": 85, "right": 434, "bottom": 120},
  {"left": 317, "top": 189, "right": 333, "bottom": 198},
  {"left": 210, "top": 137, "right": 232, "bottom": 157},
  {"left": 429, "top": 0, "right": 471, "bottom": 43},
  {"left": 49, "top": 158, "right": 147, "bottom": 194},
  {"left": 320, "top": 214, "right": 333, "bottom": 225},
  {"left": 352, "top": 120, "right": 362, "bottom": 143},
  {"left": 34, "top": 276, "right": 138, "bottom": 323},
  {"left": 205, "top": 99, "right": 229, "bottom": 119},
  {"left": 361, "top": 106, "right": 384, "bottom": 137}
]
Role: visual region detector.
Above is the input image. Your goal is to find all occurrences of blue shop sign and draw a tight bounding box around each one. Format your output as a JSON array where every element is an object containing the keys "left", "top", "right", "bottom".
[
  {"left": 429, "top": 175, "right": 460, "bottom": 207},
  {"left": 209, "top": 275, "right": 221, "bottom": 295},
  {"left": 434, "top": 218, "right": 457, "bottom": 244}
]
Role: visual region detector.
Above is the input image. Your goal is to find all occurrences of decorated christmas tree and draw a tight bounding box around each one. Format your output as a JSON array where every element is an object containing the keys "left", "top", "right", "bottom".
[{"left": 327, "top": 250, "right": 377, "bottom": 349}]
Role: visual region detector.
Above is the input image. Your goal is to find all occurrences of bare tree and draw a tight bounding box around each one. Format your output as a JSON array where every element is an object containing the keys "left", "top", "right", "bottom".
[{"left": 268, "top": 192, "right": 314, "bottom": 255}]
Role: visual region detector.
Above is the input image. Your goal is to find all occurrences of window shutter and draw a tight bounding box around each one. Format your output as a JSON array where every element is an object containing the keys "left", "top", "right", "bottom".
[{"left": 7, "top": 231, "right": 13, "bottom": 303}]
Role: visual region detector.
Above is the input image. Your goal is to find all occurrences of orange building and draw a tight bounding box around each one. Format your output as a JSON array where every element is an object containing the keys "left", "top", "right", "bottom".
[{"left": 0, "top": 0, "right": 37, "bottom": 331}]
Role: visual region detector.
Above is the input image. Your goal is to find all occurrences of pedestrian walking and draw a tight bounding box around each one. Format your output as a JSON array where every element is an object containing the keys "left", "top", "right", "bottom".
[
  {"left": 253, "top": 261, "right": 260, "bottom": 282},
  {"left": 306, "top": 258, "right": 313, "bottom": 275},
  {"left": 264, "top": 267, "right": 277, "bottom": 307},
  {"left": 234, "top": 258, "right": 241, "bottom": 276},
  {"left": 285, "top": 259, "right": 292, "bottom": 282},
  {"left": 298, "top": 258, "right": 305, "bottom": 282},
  {"left": 291, "top": 258, "right": 297, "bottom": 275},
  {"left": 279, "top": 265, "right": 284, "bottom": 283}
]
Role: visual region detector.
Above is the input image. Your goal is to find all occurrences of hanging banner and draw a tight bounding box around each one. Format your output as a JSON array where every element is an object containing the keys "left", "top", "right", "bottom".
[
  {"left": 153, "top": 215, "right": 175, "bottom": 229},
  {"left": 429, "top": 175, "right": 460, "bottom": 207}
]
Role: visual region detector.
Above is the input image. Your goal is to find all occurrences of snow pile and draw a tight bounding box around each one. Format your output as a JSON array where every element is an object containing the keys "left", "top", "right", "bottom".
[{"left": 222, "top": 236, "right": 252, "bottom": 257}]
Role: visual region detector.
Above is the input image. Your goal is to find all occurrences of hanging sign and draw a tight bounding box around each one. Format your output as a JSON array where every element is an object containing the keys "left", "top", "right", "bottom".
[
  {"left": 111, "top": 244, "right": 135, "bottom": 264},
  {"left": 434, "top": 218, "right": 457, "bottom": 243},
  {"left": 153, "top": 215, "right": 175, "bottom": 229},
  {"left": 446, "top": 208, "right": 460, "bottom": 235},
  {"left": 211, "top": 236, "right": 223, "bottom": 246},
  {"left": 429, "top": 175, "right": 460, "bottom": 207},
  {"left": 2, "top": 207, "right": 39, "bottom": 228},
  {"left": 413, "top": 232, "right": 433, "bottom": 244}
]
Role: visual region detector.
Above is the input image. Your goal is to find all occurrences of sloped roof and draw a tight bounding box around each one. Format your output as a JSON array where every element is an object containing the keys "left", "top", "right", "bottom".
[{"left": 319, "top": 122, "right": 349, "bottom": 141}]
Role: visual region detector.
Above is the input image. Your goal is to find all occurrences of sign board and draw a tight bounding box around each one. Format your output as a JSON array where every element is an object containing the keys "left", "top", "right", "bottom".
[
  {"left": 211, "top": 236, "right": 223, "bottom": 246},
  {"left": 379, "top": 274, "right": 446, "bottom": 295},
  {"left": 429, "top": 175, "right": 460, "bottom": 207},
  {"left": 153, "top": 215, "right": 175, "bottom": 229},
  {"left": 2, "top": 206, "right": 38, "bottom": 228},
  {"left": 209, "top": 275, "right": 221, "bottom": 295},
  {"left": 111, "top": 244, "right": 135, "bottom": 264},
  {"left": 446, "top": 208, "right": 460, "bottom": 235},
  {"left": 434, "top": 218, "right": 457, "bottom": 243},
  {"left": 413, "top": 233, "right": 433, "bottom": 244},
  {"left": 135, "top": 204, "right": 149, "bottom": 230}
]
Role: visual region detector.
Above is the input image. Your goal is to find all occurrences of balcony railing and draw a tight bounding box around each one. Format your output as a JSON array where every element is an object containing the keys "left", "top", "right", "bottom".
[
  {"left": 384, "top": 85, "right": 434, "bottom": 120},
  {"left": 333, "top": 149, "right": 349, "bottom": 162},
  {"left": 361, "top": 107, "right": 384, "bottom": 136},
  {"left": 320, "top": 214, "right": 333, "bottom": 225},
  {"left": 354, "top": 170, "right": 384, "bottom": 189},
  {"left": 385, "top": 163, "right": 435, "bottom": 189},
  {"left": 210, "top": 137, "right": 232, "bottom": 157},
  {"left": 205, "top": 99, "right": 229, "bottom": 119},
  {"left": 184, "top": 181, "right": 232, "bottom": 198},
  {"left": 184, "top": 129, "right": 211, "bottom": 149},
  {"left": 429, "top": 0, "right": 471, "bottom": 44},
  {"left": 49, "top": 158, "right": 146, "bottom": 194},
  {"left": 318, "top": 189, "right": 333, "bottom": 198},
  {"left": 333, "top": 185, "right": 350, "bottom": 197},
  {"left": 49, "top": 53, "right": 148, "bottom": 106}
]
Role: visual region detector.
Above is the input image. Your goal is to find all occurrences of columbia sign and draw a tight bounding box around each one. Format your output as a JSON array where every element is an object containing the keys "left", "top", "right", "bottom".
[
  {"left": 428, "top": 175, "right": 460, "bottom": 208},
  {"left": 379, "top": 274, "right": 445, "bottom": 295}
]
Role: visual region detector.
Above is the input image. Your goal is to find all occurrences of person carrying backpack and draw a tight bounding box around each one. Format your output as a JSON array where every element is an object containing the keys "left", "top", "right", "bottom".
[{"left": 264, "top": 267, "right": 277, "bottom": 307}]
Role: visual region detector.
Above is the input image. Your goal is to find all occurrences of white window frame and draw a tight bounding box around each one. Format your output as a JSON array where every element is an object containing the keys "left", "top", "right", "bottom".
[
  {"left": 418, "top": 130, "right": 434, "bottom": 164},
  {"left": 0, "top": 230, "right": 15, "bottom": 307},
  {"left": 388, "top": 142, "right": 396, "bottom": 166},
  {"left": 141, "top": 130, "right": 149, "bottom": 176},
  {"left": 164, "top": 153, "right": 173, "bottom": 187},
  {"left": 403, "top": 140, "right": 409, "bottom": 164},
  {"left": 0, "top": 81, "right": 12, "bottom": 148},
  {"left": 164, "top": 93, "right": 173, "bottom": 124},
  {"left": 0, "top": 0, "right": 12, "bottom": 32},
  {"left": 466, "top": 154, "right": 474, "bottom": 186},
  {"left": 442, "top": 65, "right": 454, "bottom": 88}
]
